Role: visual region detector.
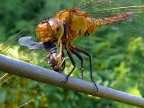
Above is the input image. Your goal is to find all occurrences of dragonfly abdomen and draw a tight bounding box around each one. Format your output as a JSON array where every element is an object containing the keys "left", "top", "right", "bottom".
[{"left": 86, "top": 12, "right": 132, "bottom": 34}]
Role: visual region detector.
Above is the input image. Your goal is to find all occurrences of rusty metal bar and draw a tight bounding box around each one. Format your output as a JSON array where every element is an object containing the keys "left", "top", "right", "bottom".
[{"left": 0, "top": 54, "right": 144, "bottom": 107}]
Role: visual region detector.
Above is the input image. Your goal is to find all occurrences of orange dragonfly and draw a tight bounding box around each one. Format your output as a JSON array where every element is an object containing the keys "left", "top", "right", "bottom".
[{"left": 2, "top": 0, "right": 144, "bottom": 91}]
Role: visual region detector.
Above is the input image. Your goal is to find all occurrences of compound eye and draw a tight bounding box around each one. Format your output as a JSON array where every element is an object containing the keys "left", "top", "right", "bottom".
[
  {"left": 36, "top": 21, "right": 53, "bottom": 42},
  {"left": 48, "top": 18, "right": 64, "bottom": 40}
]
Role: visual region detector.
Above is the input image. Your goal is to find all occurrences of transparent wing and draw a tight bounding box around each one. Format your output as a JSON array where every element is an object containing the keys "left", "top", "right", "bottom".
[
  {"left": 76, "top": 0, "right": 144, "bottom": 15},
  {"left": 18, "top": 36, "right": 43, "bottom": 49},
  {"left": 0, "top": 19, "right": 50, "bottom": 108},
  {"left": 0, "top": 23, "right": 47, "bottom": 66},
  {"left": 76, "top": 0, "right": 144, "bottom": 34}
]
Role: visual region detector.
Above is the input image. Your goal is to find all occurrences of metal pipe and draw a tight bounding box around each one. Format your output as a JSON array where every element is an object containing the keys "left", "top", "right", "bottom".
[{"left": 0, "top": 54, "right": 144, "bottom": 107}]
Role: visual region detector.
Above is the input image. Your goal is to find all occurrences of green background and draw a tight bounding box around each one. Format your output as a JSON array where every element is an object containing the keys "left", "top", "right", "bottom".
[{"left": 0, "top": 0, "right": 144, "bottom": 108}]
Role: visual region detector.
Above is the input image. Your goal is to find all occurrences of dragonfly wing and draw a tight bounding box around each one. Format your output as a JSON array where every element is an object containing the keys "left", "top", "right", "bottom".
[
  {"left": 76, "top": 0, "right": 144, "bottom": 34},
  {"left": 18, "top": 36, "right": 43, "bottom": 49},
  {"left": 76, "top": 0, "right": 144, "bottom": 17},
  {"left": 28, "top": 42, "right": 43, "bottom": 49}
]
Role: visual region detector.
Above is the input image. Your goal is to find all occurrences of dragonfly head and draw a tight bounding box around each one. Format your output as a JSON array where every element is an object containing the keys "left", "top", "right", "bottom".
[{"left": 36, "top": 18, "right": 64, "bottom": 46}]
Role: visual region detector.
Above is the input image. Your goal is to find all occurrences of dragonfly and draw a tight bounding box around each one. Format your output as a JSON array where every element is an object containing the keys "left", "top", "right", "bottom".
[{"left": 1, "top": 0, "right": 144, "bottom": 92}]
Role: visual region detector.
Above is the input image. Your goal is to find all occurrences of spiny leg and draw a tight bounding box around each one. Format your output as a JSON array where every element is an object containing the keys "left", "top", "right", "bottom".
[
  {"left": 63, "top": 20, "right": 68, "bottom": 38},
  {"left": 58, "top": 52, "right": 66, "bottom": 72},
  {"left": 59, "top": 39, "right": 66, "bottom": 72},
  {"left": 60, "top": 50, "right": 66, "bottom": 72},
  {"left": 71, "top": 46, "right": 98, "bottom": 91},
  {"left": 59, "top": 44, "right": 67, "bottom": 72},
  {"left": 62, "top": 45, "right": 76, "bottom": 84},
  {"left": 69, "top": 46, "right": 84, "bottom": 79}
]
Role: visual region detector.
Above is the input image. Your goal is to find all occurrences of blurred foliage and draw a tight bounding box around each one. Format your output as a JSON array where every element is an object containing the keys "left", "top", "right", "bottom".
[{"left": 0, "top": 0, "right": 144, "bottom": 108}]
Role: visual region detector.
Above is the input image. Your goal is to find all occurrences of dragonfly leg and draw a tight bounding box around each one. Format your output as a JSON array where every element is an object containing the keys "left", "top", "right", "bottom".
[
  {"left": 71, "top": 46, "right": 98, "bottom": 92},
  {"left": 63, "top": 20, "right": 67, "bottom": 38},
  {"left": 62, "top": 45, "right": 76, "bottom": 84},
  {"left": 69, "top": 46, "right": 84, "bottom": 80},
  {"left": 59, "top": 50, "right": 66, "bottom": 72},
  {"left": 59, "top": 39, "right": 66, "bottom": 72}
]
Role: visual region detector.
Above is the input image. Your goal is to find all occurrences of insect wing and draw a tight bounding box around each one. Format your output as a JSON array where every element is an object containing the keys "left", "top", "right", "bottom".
[
  {"left": 76, "top": 0, "right": 144, "bottom": 34},
  {"left": 18, "top": 36, "right": 43, "bottom": 50}
]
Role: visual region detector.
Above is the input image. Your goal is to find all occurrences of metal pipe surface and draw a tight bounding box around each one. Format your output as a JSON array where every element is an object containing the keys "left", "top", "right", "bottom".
[{"left": 0, "top": 54, "right": 144, "bottom": 107}]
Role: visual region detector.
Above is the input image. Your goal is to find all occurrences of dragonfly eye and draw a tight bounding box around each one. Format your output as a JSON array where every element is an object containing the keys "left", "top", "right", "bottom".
[
  {"left": 48, "top": 18, "right": 64, "bottom": 42},
  {"left": 36, "top": 18, "right": 64, "bottom": 45},
  {"left": 36, "top": 21, "right": 53, "bottom": 42}
]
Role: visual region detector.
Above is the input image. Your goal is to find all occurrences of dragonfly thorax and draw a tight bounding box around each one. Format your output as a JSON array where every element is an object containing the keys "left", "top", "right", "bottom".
[{"left": 36, "top": 18, "right": 64, "bottom": 45}]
